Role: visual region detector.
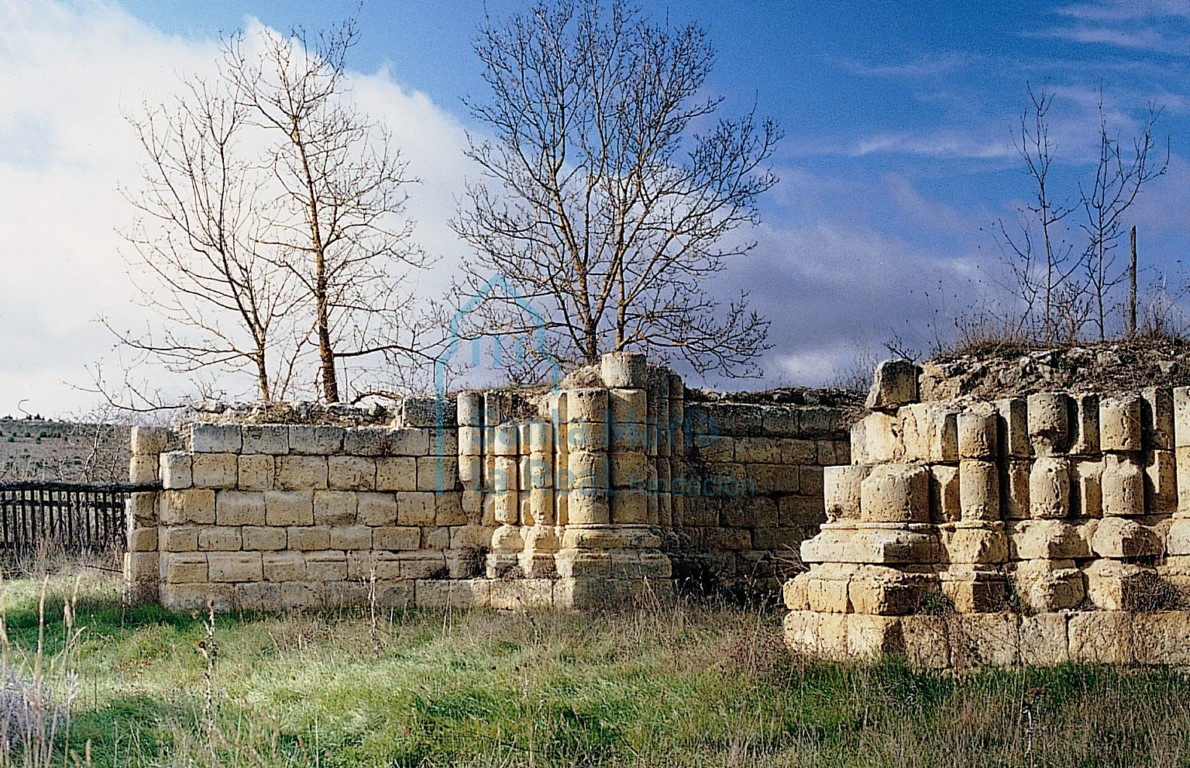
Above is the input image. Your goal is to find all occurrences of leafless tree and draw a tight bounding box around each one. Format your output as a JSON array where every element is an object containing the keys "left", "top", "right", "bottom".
[
  {"left": 117, "top": 77, "right": 306, "bottom": 402},
  {"left": 1079, "top": 91, "right": 1167, "bottom": 340},
  {"left": 997, "top": 83, "right": 1083, "bottom": 343},
  {"left": 451, "top": 0, "right": 779, "bottom": 379},
  {"left": 115, "top": 18, "right": 430, "bottom": 405}
]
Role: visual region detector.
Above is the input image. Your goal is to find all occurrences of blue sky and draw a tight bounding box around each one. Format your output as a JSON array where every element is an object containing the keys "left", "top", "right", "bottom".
[{"left": 2, "top": 0, "right": 1190, "bottom": 414}]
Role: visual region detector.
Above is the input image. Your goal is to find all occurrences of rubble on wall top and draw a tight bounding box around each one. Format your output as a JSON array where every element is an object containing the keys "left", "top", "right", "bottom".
[{"left": 918, "top": 337, "right": 1190, "bottom": 404}]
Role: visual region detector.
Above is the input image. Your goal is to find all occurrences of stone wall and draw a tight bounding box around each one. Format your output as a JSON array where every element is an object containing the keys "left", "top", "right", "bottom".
[
  {"left": 785, "top": 360, "right": 1190, "bottom": 667},
  {"left": 124, "top": 353, "right": 851, "bottom": 612}
]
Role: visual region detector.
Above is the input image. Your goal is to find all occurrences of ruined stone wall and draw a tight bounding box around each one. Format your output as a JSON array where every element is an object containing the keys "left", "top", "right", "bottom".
[
  {"left": 674, "top": 402, "right": 849, "bottom": 594},
  {"left": 785, "top": 360, "right": 1190, "bottom": 667},
  {"left": 124, "top": 353, "right": 851, "bottom": 612}
]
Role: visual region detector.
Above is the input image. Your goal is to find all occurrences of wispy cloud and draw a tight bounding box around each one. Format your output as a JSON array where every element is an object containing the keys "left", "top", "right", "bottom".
[
  {"left": 1043, "top": 0, "right": 1190, "bottom": 52},
  {"left": 835, "top": 52, "right": 972, "bottom": 79},
  {"left": 849, "top": 131, "right": 1015, "bottom": 160}
]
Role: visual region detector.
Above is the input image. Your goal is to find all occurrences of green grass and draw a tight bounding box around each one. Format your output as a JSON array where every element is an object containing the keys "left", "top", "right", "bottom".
[{"left": 3, "top": 570, "right": 1190, "bottom": 766}]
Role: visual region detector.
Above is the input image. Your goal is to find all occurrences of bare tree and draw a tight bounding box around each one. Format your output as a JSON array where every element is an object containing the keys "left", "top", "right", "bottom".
[
  {"left": 115, "top": 18, "right": 429, "bottom": 405},
  {"left": 997, "top": 83, "right": 1083, "bottom": 343},
  {"left": 451, "top": 0, "right": 779, "bottom": 379},
  {"left": 117, "top": 77, "right": 306, "bottom": 402},
  {"left": 1079, "top": 91, "right": 1167, "bottom": 341}
]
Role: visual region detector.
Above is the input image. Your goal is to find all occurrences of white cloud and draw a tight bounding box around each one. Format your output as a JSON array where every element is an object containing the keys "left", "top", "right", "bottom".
[{"left": 0, "top": 1, "right": 473, "bottom": 415}]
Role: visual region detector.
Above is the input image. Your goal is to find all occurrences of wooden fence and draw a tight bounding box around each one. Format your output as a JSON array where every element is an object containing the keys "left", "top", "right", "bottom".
[{"left": 0, "top": 482, "right": 157, "bottom": 553}]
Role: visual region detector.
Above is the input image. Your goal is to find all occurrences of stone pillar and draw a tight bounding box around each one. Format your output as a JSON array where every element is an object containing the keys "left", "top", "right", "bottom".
[
  {"left": 554, "top": 353, "right": 675, "bottom": 609},
  {"left": 486, "top": 421, "right": 522, "bottom": 578},
  {"left": 124, "top": 426, "right": 170, "bottom": 604},
  {"left": 519, "top": 419, "right": 559, "bottom": 577}
]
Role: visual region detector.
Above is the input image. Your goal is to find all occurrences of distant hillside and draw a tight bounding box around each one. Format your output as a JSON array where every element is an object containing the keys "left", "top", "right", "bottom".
[{"left": 0, "top": 419, "right": 130, "bottom": 483}]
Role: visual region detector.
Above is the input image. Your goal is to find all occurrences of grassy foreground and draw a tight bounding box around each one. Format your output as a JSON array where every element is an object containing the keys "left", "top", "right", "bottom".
[{"left": 0, "top": 569, "right": 1189, "bottom": 766}]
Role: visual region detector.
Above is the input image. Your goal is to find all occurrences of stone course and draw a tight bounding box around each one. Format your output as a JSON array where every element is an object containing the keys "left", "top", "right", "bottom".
[
  {"left": 786, "top": 359, "right": 1190, "bottom": 667},
  {"left": 125, "top": 353, "right": 850, "bottom": 612}
]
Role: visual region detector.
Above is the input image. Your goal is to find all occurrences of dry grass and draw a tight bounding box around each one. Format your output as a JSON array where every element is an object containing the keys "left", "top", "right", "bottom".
[{"left": 0, "top": 571, "right": 1186, "bottom": 765}]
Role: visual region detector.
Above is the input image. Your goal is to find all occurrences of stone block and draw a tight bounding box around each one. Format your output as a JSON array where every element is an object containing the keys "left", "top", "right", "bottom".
[
  {"left": 191, "top": 424, "right": 241, "bottom": 453},
  {"left": 1002, "top": 459, "right": 1031, "bottom": 519},
  {"left": 328, "top": 456, "right": 376, "bottom": 491},
  {"left": 356, "top": 492, "right": 398, "bottom": 526},
  {"left": 958, "top": 411, "right": 998, "bottom": 459},
  {"left": 161, "top": 584, "right": 234, "bottom": 613},
  {"left": 127, "top": 491, "right": 157, "bottom": 527},
  {"left": 323, "top": 581, "right": 369, "bottom": 608},
  {"left": 215, "top": 491, "right": 265, "bottom": 526},
  {"left": 287, "top": 526, "right": 331, "bottom": 551},
  {"left": 159, "top": 489, "right": 216, "bottom": 526},
  {"left": 853, "top": 411, "right": 901, "bottom": 464},
  {"left": 925, "top": 464, "right": 959, "bottom": 524},
  {"left": 313, "top": 491, "right": 357, "bottom": 526},
  {"left": 263, "top": 551, "right": 306, "bottom": 582},
  {"left": 398, "top": 492, "right": 436, "bottom": 526},
  {"left": 128, "top": 527, "right": 157, "bottom": 552},
  {"left": 784, "top": 611, "right": 848, "bottom": 661},
  {"left": 860, "top": 463, "right": 929, "bottom": 523},
  {"left": 1072, "top": 459, "right": 1103, "bottom": 518},
  {"left": 1019, "top": 613, "right": 1069, "bottom": 666},
  {"left": 608, "top": 389, "right": 647, "bottom": 427},
  {"left": 163, "top": 553, "right": 207, "bottom": 584},
  {"left": 191, "top": 453, "right": 238, "bottom": 489},
  {"left": 1068, "top": 611, "right": 1134, "bottom": 664},
  {"left": 131, "top": 426, "right": 171, "bottom": 456},
  {"left": 1084, "top": 559, "right": 1162, "bottom": 610},
  {"left": 159, "top": 452, "right": 191, "bottom": 489},
  {"left": 274, "top": 456, "right": 328, "bottom": 490},
  {"left": 567, "top": 388, "right": 609, "bottom": 424},
  {"left": 1133, "top": 612, "right": 1190, "bottom": 665},
  {"left": 996, "top": 398, "right": 1030, "bottom": 458},
  {"left": 490, "top": 579, "right": 555, "bottom": 610},
  {"left": 824, "top": 465, "right": 867, "bottom": 522},
  {"left": 949, "top": 613, "right": 1019, "bottom": 668},
  {"left": 865, "top": 359, "right": 919, "bottom": 411},
  {"left": 1069, "top": 393, "right": 1100, "bottom": 456},
  {"left": 1175, "top": 387, "right": 1190, "bottom": 448},
  {"left": 1027, "top": 393, "right": 1069, "bottom": 455},
  {"left": 1142, "top": 388, "right": 1175, "bottom": 451},
  {"left": 456, "top": 392, "right": 483, "bottom": 427},
  {"left": 901, "top": 615, "right": 950, "bottom": 669},
  {"left": 1091, "top": 516, "right": 1162, "bottom": 558},
  {"left": 241, "top": 425, "right": 289, "bottom": 455},
  {"left": 1012, "top": 560, "right": 1085, "bottom": 612},
  {"left": 374, "top": 456, "right": 417, "bottom": 492},
  {"left": 1146, "top": 449, "right": 1177, "bottom": 514},
  {"left": 847, "top": 614, "right": 905, "bottom": 658},
  {"left": 373, "top": 526, "right": 421, "bottom": 551},
  {"left": 238, "top": 454, "right": 274, "bottom": 491},
  {"left": 801, "top": 524, "right": 940, "bottom": 565},
  {"left": 1008, "top": 520, "right": 1091, "bottom": 560},
  {"left": 848, "top": 567, "right": 934, "bottom": 615},
  {"left": 1029, "top": 456, "right": 1070, "bottom": 519},
  {"left": 207, "top": 552, "right": 263, "bottom": 583},
  {"left": 1101, "top": 454, "right": 1145, "bottom": 517},
  {"left": 198, "top": 527, "right": 242, "bottom": 552},
  {"left": 959, "top": 460, "right": 1000, "bottom": 521},
  {"left": 304, "top": 551, "right": 348, "bottom": 581},
  {"left": 602, "top": 351, "right": 648, "bottom": 388},
  {"left": 417, "top": 456, "right": 459, "bottom": 492},
  {"left": 160, "top": 526, "right": 198, "bottom": 552},
  {"left": 1101, "top": 395, "right": 1143, "bottom": 453},
  {"left": 416, "top": 579, "right": 491, "bottom": 609},
  {"left": 328, "top": 525, "right": 372, "bottom": 550},
  {"left": 941, "top": 523, "right": 1008, "bottom": 564},
  {"left": 900, "top": 403, "right": 959, "bottom": 463},
  {"left": 242, "top": 526, "right": 286, "bottom": 551},
  {"left": 435, "top": 493, "right": 468, "bottom": 526},
  {"left": 288, "top": 425, "right": 344, "bottom": 455},
  {"left": 279, "top": 582, "right": 323, "bottom": 608},
  {"left": 264, "top": 490, "right": 314, "bottom": 526}
]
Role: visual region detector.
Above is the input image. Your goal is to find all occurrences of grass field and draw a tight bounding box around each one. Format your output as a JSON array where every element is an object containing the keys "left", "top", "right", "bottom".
[{"left": 0, "top": 566, "right": 1189, "bottom": 767}]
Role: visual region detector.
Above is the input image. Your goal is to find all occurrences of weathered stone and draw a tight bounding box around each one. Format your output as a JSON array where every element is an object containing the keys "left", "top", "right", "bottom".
[
  {"left": 1072, "top": 459, "right": 1103, "bottom": 518},
  {"left": 242, "top": 526, "right": 286, "bottom": 551},
  {"left": 1146, "top": 449, "right": 1177, "bottom": 514},
  {"left": 163, "top": 553, "right": 207, "bottom": 584},
  {"left": 264, "top": 490, "right": 314, "bottom": 526},
  {"left": 288, "top": 425, "right": 344, "bottom": 455},
  {"left": 1084, "top": 559, "right": 1163, "bottom": 610},
  {"left": 1027, "top": 393, "right": 1069, "bottom": 455},
  {"left": 274, "top": 455, "right": 328, "bottom": 491},
  {"left": 899, "top": 403, "right": 958, "bottom": 463},
  {"left": 191, "top": 453, "right": 238, "bottom": 489},
  {"left": 328, "top": 456, "right": 376, "bottom": 491},
  {"left": 1069, "top": 393, "right": 1101, "bottom": 456},
  {"left": 356, "top": 492, "right": 398, "bottom": 526},
  {"left": 1101, "top": 395, "right": 1143, "bottom": 453},
  {"left": 287, "top": 526, "right": 331, "bottom": 551},
  {"left": 801, "top": 524, "right": 940, "bottom": 565},
  {"left": 941, "top": 523, "right": 1008, "bottom": 564},
  {"left": 1029, "top": 456, "right": 1070, "bottom": 519},
  {"left": 131, "top": 426, "right": 171, "bottom": 456},
  {"left": 958, "top": 411, "right": 998, "bottom": 459},
  {"left": 1008, "top": 520, "right": 1091, "bottom": 560},
  {"left": 1101, "top": 455, "right": 1144, "bottom": 517},
  {"left": 1019, "top": 613, "right": 1069, "bottom": 666},
  {"left": 996, "top": 398, "right": 1030, "bottom": 458},
  {"left": 238, "top": 454, "right": 274, "bottom": 491},
  {"left": 949, "top": 613, "right": 1019, "bottom": 668},
  {"left": 191, "top": 424, "right": 241, "bottom": 453},
  {"left": 859, "top": 463, "right": 929, "bottom": 523},
  {"left": 1142, "top": 388, "right": 1175, "bottom": 451},
  {"left": 1091, "top": 517, "right": 1161, "bottom": 558},
  {"left": 159, "top": 452, "right": 192, "bottom": 490},
  {"left": 1068, "top": 611, "right": 1134, "bottom": 664},
  {"left": 959, "top": 460, "right": 1000, "bottom": 521},
  {"left": 1012, "top": 560, "right": 1085, "bottom": 612},
  {"left": 456, "top": 392, "right": 483, "bottom": 427},
  {"left": 159, "top": 489, "right": 216, "bottom": 526},
  {"left": 865, "top": 360, "right": 919, "bottom": 411},
  {"left": 241, "top": 425, "right": 289, "bottom": 455},
  {"left": 207, "top": 552, "right": 263, "bottom": 583},
  {"left": 601, "top": 351, "right": 648, "bottom": 388},
  {"left": 215, "top": 491, "right": 265, "bottom": 526}
]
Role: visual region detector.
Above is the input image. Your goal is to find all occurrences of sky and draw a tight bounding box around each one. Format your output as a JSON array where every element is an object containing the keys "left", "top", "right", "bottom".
[{"left": 3, "top": 0, "right": 1190, "bottom": 416}]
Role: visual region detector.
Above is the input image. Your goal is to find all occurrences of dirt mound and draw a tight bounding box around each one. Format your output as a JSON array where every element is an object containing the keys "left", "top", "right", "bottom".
[{"left": 919, "top": 337, "right": 1190, "bottom": 403}]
